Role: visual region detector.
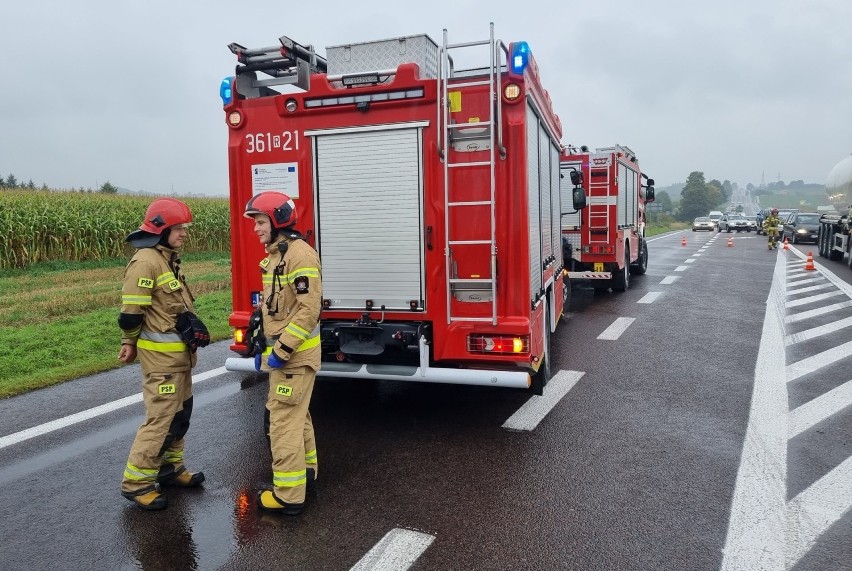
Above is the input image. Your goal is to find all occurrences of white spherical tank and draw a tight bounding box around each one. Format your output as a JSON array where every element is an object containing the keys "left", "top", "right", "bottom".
[{"left": 826, "top": 154, "right": 852, "bottom": 211}]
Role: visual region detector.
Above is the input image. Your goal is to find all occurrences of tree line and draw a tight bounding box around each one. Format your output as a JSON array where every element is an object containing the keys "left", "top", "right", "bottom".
[
  {"left": 1, "top": 172, "right": 118, "bottom": 194},
  {"left": 649, "top": 171, "right": 736, "bottom": 223}
]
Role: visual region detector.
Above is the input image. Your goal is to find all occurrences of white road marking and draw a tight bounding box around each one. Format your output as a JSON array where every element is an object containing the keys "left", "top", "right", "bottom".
[
  {"left": 785, "top": 290, "right": 845, "bottom": 308},
  {"left": 786, "top": 455, "right": 852, "bottom": 566},
  {"left": 674, "top": 265, "right": 689, "bottom": 272},
  {"left": 502, "top": 370, "right": 585, "bottom": 431},
  {"left": 784, "top": 300, "right": 852, "bottom": 324},
  {"left": 685, "top": 259, "right": 696, "bottom": 263},
  {"left": 350, "top": 528, "right": 435, "bottom": 571},
  {"left": 0, "top": 366, "right": 229, "bottom": 451},
  {"left": 786, "top": 276, "right": 825, "bottom": 287},
  {"left": 786, "top": 283, "right": 833, "bottom": 295},
  {"left": 789, "top": 380, "right": 852, "bottom": 438},
  {"left": 786, "top": 340, "right": 852, "bottom": 383},
  {"left": 787, "top": 270, "right": 809, "bottom": 277},
  {"left": 597, "top": 317, "right": 636, "bottom": 340},
  {"left": 785, "top": 315, "right": 852, "bottom": 346},
  {"left": 693, "top": 253, "right": 702, "bottom": 257},
  {"left": 721, "top": 251, "right": 788, "bottom": 571},
  {"left": 660, "top": 276, "right": 679, "bottom": 285},
  {"left": 637, "top": 292, "right": 662, "bottom": 304}
]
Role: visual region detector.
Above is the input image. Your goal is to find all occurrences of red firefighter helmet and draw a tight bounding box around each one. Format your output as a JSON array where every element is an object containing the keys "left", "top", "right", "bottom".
[
  {"left": 126, "top": 197, "right": 193, "bottom": 247},
  {"left": 244, "top": 192, "right": 298, "bottom": 229},
  {"left": 771, "top": 207, "right": 779, "bottom": 215}
]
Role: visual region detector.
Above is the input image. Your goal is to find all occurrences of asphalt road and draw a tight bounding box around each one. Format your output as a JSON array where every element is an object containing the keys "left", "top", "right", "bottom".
[{"left": 0, "top": 229, "right": 849, "bottom": 571}]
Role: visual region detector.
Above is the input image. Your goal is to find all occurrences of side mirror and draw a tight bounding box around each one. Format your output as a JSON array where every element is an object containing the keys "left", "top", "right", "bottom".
[
  {"left": 646, "top": 178, "right": 655, "bottom": 186},
  {"left": 570, "top": 170, "right": 584, "bottom": 186},
  {"left": 645, "top": 185, "right": 655, "bottom": 203},
  {"left": 572, "top": 186, "right": 587, "bottom": 210}
]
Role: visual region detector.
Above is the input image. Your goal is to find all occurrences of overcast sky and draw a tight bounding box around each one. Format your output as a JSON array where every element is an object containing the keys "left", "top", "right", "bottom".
[{"left": 2, "top": 0, "right": 850, "bottom": 195}]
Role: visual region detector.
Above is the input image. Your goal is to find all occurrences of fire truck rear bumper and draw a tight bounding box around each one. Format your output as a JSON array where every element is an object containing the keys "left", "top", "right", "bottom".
[
  {"left": 565, "top": 271, "right": 612, "bottom": 280},
  {"left": 224, "top": 358, "right": 531, "bottom": 389}
]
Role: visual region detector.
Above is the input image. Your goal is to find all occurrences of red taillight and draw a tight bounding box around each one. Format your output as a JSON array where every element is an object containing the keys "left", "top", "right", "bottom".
[
  {"left": 467, "top": 334, "right": 529, "bottom": 354},
  {"left": 582, "top": 245, "right": 615, "bottom": 254}
]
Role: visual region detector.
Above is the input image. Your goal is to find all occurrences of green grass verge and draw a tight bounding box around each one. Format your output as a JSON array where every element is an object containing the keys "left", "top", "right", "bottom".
[
  {"left": 0, "top": 252, "right": 233, "bottom": 399},
  {"left": 646, "top": 222, "right": 689, "bottom": 236}
]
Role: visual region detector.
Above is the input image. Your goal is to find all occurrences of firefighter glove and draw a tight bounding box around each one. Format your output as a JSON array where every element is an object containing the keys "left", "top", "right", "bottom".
[
  {"left": 176, "top": 311, "right": 210, "bottom": 352},
  {"left": 267, "top": 350, "right": 287, "bottom": 369}
]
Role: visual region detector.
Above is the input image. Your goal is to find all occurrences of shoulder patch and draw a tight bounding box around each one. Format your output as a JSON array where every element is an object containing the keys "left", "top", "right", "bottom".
[
  {"left": 294, "top": 276, "right": 309, "bottom": 294},
  {"left": 137, "top": 277, "right": 154, "bottom": 289},
  {"left": 167, "top": 279, "right": 182, "bottom": 292},
  {"left": 260, "top": 257, "right": 270, "bottom": 270}
]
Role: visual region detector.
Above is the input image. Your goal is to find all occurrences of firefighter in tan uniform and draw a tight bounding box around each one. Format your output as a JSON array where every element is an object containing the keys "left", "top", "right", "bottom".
[
  {"left": 118, "top": 197, "right": 209, "bottom": 510},
  {"left": 244, "top": 191, "right": 321, "bottom": 515}
]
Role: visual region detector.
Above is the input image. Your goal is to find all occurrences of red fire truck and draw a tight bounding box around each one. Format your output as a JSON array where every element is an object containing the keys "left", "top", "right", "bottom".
[
  {"left": 560, "top": 145, "right": 654, "bottom": 291},
  {"left": 221, "top": 25, "right": 586, "bottom": 394}
]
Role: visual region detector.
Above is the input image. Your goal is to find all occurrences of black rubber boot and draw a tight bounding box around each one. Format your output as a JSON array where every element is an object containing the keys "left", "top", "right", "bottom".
[
  {"left": 257, "top": 490, "right": 304, "bottom": 515},
  {"left": 158, "top": 464, "right": 205, "bottom": 488},
  {"left": 121, "top": 484, "right": 167, "bottom": 511}
]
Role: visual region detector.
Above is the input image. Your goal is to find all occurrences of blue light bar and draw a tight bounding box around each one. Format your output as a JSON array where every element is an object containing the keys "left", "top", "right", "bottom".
[
  {"left": 510, "top": 41, "right": 530, "bottom": 74},
  {"left": 220, "top": 77, "right": 233, "bottom": 105}
]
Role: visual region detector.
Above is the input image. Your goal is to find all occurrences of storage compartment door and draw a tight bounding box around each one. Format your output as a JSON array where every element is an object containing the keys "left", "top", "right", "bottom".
[{"left": 314, "top": 127, "right": 424, "bottom": 310}]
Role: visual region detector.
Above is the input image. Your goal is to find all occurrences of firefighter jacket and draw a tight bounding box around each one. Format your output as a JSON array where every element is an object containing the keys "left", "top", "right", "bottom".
[
  {"left": 763, "top": 214, "right": 781, "bottom": 232},
  {"left": 120, "top": 245, "right": 197, "bottom": 372},
  {"left": 260, "top": 234, "right": 322, "bottom": 371}
]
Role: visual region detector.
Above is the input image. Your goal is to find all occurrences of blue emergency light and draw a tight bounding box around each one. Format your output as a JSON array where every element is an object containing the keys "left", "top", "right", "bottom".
[
  {"left": 220, "top": 77, "right": 233, "bottom": 105},
  {"left": 510, "top": 41, "right": 530, "bottom": 74}
]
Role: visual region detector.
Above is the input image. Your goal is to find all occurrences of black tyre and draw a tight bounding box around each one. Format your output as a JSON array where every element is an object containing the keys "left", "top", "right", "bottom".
[
  {"left": 630, "top": 238, "right": 648, "bottom": 275},
  {"left": 531, "top": 304, "right": 551, "bottom": 396},
  {"left": 560, "top": 278, "right": 571, "bottom": 322},
  {"left": 611, "top": 249, "right": 630, "bottom": 292},
  {"left": 830, "top": 229, "right": 844, "bottom": 261}
]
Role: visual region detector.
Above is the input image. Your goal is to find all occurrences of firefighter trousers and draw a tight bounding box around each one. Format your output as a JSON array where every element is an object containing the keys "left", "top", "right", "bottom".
[
  {"left": 266, "top": 365, "right": 318, "bottom": 504},
  {"left": 122, "top": 369, "right": 194, "bottom": 493}
]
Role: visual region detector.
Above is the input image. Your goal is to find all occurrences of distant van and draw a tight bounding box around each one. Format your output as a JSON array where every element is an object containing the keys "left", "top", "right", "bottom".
[{"left": 708, "top": 211, "right": 723, "bottom": 228}]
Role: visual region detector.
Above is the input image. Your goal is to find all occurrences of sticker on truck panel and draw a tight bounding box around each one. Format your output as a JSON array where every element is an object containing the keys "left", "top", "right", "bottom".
[{"left": 251, "top": 163, "right": 299, "bottom": 198}]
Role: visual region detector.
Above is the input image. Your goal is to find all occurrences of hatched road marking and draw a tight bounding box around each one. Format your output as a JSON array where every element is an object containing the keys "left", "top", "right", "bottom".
[{"left": 723, "top": 249, "right": 852, "bottom": 569}]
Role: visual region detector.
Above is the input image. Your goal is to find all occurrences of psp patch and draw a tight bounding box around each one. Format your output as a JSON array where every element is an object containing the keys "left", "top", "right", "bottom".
[
  {"left": 294, "top": 276, "right": 309, "bottom": 294},
  {"left": 159, "top": 384, "right": 176, "bottom": 395},
  {"left": 137, "top": 277, "right": 154, "bottom": 289},
  {"left": 276, "top": 384, "right": 293, "bottom": 397}
]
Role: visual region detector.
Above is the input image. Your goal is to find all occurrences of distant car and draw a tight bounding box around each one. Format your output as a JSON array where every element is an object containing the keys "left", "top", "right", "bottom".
[
  {"left": 708, "top": 211, "right": 724, "bottom": 228},
  {"left": 719, "top": 213, "right": 750, "bottom": 232},
  {"left": 782, "top": 212, "right": 821, "bottom": 244},
  {"left": 745, "top": 216, "right": 758, "bottom": 231},
  {"left": 692, "top": 216, "right": 715, "bottom": 231}
]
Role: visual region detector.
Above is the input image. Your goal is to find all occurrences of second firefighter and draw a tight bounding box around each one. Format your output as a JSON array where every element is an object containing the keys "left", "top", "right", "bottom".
[{"left": 244, "top": 191, "right": 322, "bottom": 515}]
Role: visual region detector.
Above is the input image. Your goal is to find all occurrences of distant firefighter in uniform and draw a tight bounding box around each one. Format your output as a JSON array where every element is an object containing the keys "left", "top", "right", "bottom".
[
  {"left": 118, "top": 197, "right": 209, "bottom": 510},
  {"left": 763, "top": 207, "right": 782, "bottom": 250},
  {"left": 244, "top": 191, "right": 322, "bottom": 515}
]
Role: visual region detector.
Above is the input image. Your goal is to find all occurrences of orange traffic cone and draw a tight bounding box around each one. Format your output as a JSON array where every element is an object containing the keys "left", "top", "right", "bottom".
[
  {"left": 681, "top": 236, "right": 687, "bottom": 247},
  {"left": 783, "top": 237, "right": 789, "bottom": 250},
  {"left": 727, "top": 237, "right": 734, "bottom": 247},
  {"left": 804, "top": 251, "right": 815, "bottom": 271}
]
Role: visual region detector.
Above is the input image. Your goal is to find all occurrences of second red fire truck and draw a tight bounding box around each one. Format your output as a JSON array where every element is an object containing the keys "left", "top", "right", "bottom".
[
  {"left": 221, "top": 25, "right": 587, "bottom": 394},
  {"left": 560, "top": 145, "right": 655, "bottom": 291}
]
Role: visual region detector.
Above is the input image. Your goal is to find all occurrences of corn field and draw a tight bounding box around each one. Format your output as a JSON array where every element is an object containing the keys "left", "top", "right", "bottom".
[{"left": 0, "top": 190, "right": 231, "bottom": 269}]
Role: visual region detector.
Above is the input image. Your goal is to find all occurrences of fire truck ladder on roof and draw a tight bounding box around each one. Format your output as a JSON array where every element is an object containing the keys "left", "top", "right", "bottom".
[{"left": 439, "top": 24, "right": 502, "bottom": 325}]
